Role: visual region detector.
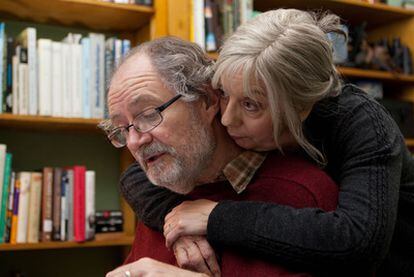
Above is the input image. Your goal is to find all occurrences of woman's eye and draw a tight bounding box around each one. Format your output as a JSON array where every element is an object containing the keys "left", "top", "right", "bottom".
[{"left": 242, "top": 99, "right": 260, "bottom": 112}]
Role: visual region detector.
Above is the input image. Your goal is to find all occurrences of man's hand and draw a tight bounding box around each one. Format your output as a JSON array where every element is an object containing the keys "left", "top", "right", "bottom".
[
  {"left": 106, "top": 257, "right": 208, "bottom": 277},
  {"left": 173, "top": 235, "right": 221, "bottom": 277},
  {"left": 164, "top": 199, "right": 218, "bottom": 248}
]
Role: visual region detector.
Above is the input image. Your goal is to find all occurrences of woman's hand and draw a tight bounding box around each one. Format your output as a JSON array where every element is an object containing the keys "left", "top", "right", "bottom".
[
  {"left": 163, "top": 199, "right": 218, "bottom": 249},
  {"left": 106, "top": 257, "right": 208, "bottom": 277},
  {"left": 173, "top": 235, "right": 221, "bottom": 277}
]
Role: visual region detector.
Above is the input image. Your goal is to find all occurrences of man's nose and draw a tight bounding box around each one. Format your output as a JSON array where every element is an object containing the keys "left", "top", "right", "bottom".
[
  {"left": 221, "top": 101, "right": 241, "bottom": 127},
  {"left": 126, "top": 127, "right": 152, "bottom": 152}
]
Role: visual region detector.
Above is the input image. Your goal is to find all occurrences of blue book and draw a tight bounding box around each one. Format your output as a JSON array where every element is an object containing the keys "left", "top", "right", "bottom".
[{"left": 0, "top": 153, "right": 12, "bottom": 243}]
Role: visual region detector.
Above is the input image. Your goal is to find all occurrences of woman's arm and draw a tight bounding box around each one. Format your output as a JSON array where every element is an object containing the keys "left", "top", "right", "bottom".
[
  {"left": 119, "top": 162, "right": 187, "bottom": 232},
  {"left": 207, "top": 95, "right": 402, "bottom": 270}
]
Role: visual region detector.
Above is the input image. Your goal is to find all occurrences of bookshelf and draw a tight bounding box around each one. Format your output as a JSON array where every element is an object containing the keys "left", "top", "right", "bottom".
[
  {"left": 0, "top": 232, "right": 134, "bottom": 251},
  {"left": 0, "top": 0, "right": 166, "bottom": 276}
]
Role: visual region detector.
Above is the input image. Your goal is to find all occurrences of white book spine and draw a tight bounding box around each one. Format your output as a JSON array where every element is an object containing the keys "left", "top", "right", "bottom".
[
  {"left": 96, "top": 34, "right": 105, "bottom": 119},
  {"left": 16, "top": 172, "right": 31, "bottom": 243},
  {"left": 72, "top": 43, "right": 83, "bottom": 118},
  {"left": 61, "top": 43, "right": 72, "bottom": 117},
  {"left": 38, "top": 39, "right": 52, "bottom": 116},
  {"left": 27, "top": 172, "right": 42, "bottom": 243},
  {"left": 27, "top": 28, "right": 37, "bottom": 115},
  {"left": 51, "top": 42, "right": 63, "bottom": 117},
  {"left": 89, "top": 34, "right": 98, "bottom": 118},
  {"left": 82, "top": 38, "right": 91, "bottom": 118},
  {"left": 85, "top": 170, "right": 95, "bottom": 240},
  {"left": 18, "top": 64, "right": 28, "bottom": 115},
  {"left": 193, "top": 0, "right": 205, "bottom": 49}
]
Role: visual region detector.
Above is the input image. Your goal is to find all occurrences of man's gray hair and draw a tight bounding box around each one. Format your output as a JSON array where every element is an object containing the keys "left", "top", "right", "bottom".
[{"left": 118, "top": 36, "right": 214, "bottom": 102}]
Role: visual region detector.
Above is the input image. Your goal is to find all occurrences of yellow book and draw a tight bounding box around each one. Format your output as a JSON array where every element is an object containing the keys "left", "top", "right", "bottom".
[{"left": 10, "top": 178, "right": 20, "bottom": 244}]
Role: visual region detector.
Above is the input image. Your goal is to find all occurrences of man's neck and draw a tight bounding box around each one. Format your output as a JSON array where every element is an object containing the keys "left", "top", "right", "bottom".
[{"left": 196, "top": 120, "right": 242, "bottom": 185}]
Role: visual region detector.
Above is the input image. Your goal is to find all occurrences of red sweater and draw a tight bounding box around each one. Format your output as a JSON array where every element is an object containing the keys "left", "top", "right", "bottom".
[{"left": 125, "top": 152, "right": 338, "bottom": 276}]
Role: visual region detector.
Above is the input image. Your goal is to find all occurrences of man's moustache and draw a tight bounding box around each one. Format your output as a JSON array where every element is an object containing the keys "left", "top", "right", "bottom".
[{"left": 137, "top": 142, "right": 176, "bottom": 161}]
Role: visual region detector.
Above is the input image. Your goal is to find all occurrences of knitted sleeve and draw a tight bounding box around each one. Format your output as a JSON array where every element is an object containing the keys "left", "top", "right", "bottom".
[
  {"left": 207, "top": 97, "right": 402, "bottom": 271},
  {"left": 119, "top": 162, "right": 187, "bottom": 232}
]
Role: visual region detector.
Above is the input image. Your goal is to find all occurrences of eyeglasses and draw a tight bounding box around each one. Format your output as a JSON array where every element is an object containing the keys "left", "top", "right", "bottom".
[{"left": 107, "top": 94, "right": 182, "bottom": 148}]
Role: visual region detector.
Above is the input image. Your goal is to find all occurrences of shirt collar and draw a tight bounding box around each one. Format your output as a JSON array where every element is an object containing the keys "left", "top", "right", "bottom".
[{"left": 222, "top": 151, "right": 267, "bottom": 194}]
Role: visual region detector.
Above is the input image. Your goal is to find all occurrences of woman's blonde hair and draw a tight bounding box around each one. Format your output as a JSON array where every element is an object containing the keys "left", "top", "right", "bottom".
[{"left": 212, "top": 9, "right": 345, "bottom": 164}]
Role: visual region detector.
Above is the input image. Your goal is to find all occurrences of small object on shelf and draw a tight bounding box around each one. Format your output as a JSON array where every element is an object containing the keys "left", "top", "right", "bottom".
[{"left": 95, "top": 210, "right": 123, "bottom": 233}]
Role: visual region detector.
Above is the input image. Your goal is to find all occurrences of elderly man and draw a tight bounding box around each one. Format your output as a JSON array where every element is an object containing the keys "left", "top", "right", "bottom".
[{"left": 102, "top": 37, "right": 338, "bottom": 277}]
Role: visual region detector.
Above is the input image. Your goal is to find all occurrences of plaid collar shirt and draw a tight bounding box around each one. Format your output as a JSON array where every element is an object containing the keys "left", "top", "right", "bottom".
[{"left": 222, "top": 151, "right": 268, "bottom": 194}]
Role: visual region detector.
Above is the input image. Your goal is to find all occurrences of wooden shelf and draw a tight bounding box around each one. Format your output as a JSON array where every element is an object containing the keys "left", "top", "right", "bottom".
[
  {"left": 406, "top": 139, "right": 414, "bottom": 147},
  {"left": 0, "top": 113, "right": 103, "bottom": 133},
  {"left": 338, "top": 67, "right": 414, "bottom": 84},
  {"left": 0, "top": 0, "right": 154, "bottom": 32},
  {"left": 0, "top": 233, "right": 133, "bottom": 251},
  {"left": 254, "top": 0, "right": 414, "bottom": 28}
]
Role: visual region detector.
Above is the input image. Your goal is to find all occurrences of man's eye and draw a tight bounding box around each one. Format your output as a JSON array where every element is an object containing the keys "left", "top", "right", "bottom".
[{"left": 242, "top": 99, "right": 260, "bottom": 112}]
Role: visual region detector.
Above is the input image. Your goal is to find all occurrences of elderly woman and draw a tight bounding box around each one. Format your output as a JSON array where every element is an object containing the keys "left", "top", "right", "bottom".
[{"left": 113, "top": 9, "right": 413, "bottom": 277}]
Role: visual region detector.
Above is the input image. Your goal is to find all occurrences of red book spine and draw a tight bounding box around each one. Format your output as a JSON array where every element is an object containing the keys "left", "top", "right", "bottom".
[{"left": 73, "top": 166, "right": 86, "bottom": 242}]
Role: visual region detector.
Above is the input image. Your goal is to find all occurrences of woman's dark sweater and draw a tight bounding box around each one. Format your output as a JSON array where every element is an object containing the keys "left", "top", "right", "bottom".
[{"left": 119, "top": 85, "right": 414, "bottom": 276}]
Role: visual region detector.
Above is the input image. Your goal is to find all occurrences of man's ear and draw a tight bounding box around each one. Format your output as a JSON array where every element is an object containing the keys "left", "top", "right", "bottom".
[{"left": 203, "top": 86, "right": 221, "bottom": 123}]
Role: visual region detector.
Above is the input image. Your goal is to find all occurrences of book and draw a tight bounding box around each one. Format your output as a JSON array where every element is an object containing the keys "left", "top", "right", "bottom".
[
  {"left": 82, "top": 37, "right": 92, "bottom": 119},
  {"left": 60, "top": 169, "right": 68, "bottom": 241},
  {"left": 85, "top": 170, "right": 95, "bottom": 240},
  {"left": 0, "top": 153, "right": 12, "bottom": 243},
  {"left": 10, "top": 175, "right": 20, "bottom": 244},
  {"left": 4, "top": 37, "right": 14, "bottom": 113},
  {"left": 0, "top": 23, "right": 5, "bottom": 113},
  {"left": 52, "top": 167, "right": 62, "bottom": 241},
  {"left": 38, "top": 39, "right": 53, "bottom": 116},
  {"left": 27, "top": 172, "right": 42, "bottom": 243},
  {"left": 51, "top": 42, "right": 63, "bottom": 117},
  {"left": 41, "top": 167, "right": 53, "bottom": 242},
  {"left": 0, "top": 144, "right": 6, "bottom": 216},
  {"left": 65, "top": 168, "right": 74, "bottom": 241},
  {"left": 4, "top": 171, "right": 15, "bottom": 243},
  {"left": 16, "top": 171, "right": 31, "bottom": 243},
  {"left": 16, "top": 28, "right": 37, "bottom": 115},
  {"left": 73, "top": 165, "right": 86, "bottom": 242}
]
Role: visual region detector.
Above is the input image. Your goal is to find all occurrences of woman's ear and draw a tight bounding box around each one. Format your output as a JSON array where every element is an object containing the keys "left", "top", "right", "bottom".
[{"left": 203, "top": 86, "right": 221, "bottom": 123}]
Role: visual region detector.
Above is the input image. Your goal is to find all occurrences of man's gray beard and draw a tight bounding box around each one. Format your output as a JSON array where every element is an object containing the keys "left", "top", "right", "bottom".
[{"left": 137, "top": 115, "right": 216, "bottom": 194}]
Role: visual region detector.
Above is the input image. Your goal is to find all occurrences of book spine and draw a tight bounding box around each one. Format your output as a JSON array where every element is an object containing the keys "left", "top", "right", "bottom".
[
  {"left": 4, "top": 171, "right": 15, "bottom": 243},
  {"left": 74, "top": 166, "right": 86, "bottom": 242},
  {"left": 10, "top": 176, "right": 20, "bottom": 244},
  {"left": 0, "top": 23, "right": 4, "bottom": 113},
  {"left": 85, "top": 170, "right": 95, "bottom": 240},
  {"left": 0, "top": 144, "right": 6, "bottom": 214},
  {"left": 27, "top": 172, "right": 42, "bottom": 243},
  {"left": 60, "top": 170, "right": 68, "bottom": 241},
  {"left": 0, "top": 153, "right": 12, "bottom": 243},
  {"left": 51, "top": 42, "right": 63, "bottom": 117},
  {"left": 38, "top": 39, "right": 52, "bottom": 116},
  {"left": 82, "top": 38, "right": 91, "bottom": 119},
  {"left": 5, "top": 37, "right": 14, "bottom": 113},
  {"left": 11, "top": 54, "right": 18, "bottom": 114},
  {"left": 41, "top": 167, "right": 53, "bottom": 242},
  {"left": 27, "top": 28, "right": 37, "bottom": 115},
  {"left": 16, "top": 172, "right": 31, "bottom": 243},
  {"left": 66, "top": 168, "right": 74, "bottom": 241},
  {"left": 52, "top": 167, "right": 62, "bottom": 241}
]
